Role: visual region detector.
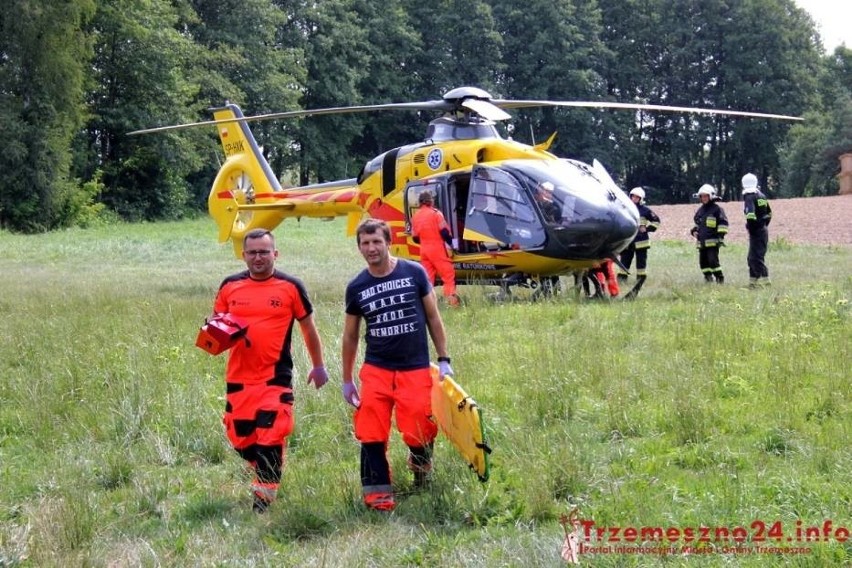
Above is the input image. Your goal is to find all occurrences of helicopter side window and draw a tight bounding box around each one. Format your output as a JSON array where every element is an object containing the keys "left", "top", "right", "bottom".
[
  {"left": 404, "top": 180, "right": 443, "bottom": 233},
  {"left": 470, "top": 175, "right": 534, "bottom": 223},
  {"left": 465, "top": 167, "right": 545, "bottom": 249}
]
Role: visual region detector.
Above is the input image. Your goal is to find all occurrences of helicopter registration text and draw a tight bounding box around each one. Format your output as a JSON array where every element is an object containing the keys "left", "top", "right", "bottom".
[{"left": 223, "top": 140, "right": 245, "bottom": 156}]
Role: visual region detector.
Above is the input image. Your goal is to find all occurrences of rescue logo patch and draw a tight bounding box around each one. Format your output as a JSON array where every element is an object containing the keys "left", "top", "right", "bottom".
[{"left": 426, "top": 148, "right": 443, "bottom": 171}]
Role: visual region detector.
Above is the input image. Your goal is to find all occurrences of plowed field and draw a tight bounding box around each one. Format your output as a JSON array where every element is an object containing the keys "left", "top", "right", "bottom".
[{"left": 648, "top": 195, "right": 851, "bottom": 246}]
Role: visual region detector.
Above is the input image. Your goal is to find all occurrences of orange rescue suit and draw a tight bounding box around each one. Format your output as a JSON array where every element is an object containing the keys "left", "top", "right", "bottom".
[
  {"left": 213, "top": 270, "right": 312, "bottom": 506},
  {"left": 592, "top": 259, "right": 620, "bottom": 297},
  {"left": 411, "top": 204, "right": 456, "bottom": 298}
]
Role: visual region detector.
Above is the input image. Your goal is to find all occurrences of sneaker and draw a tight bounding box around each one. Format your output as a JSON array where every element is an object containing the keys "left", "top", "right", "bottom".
[{"left": 364, "top": 492, "right": 396, "bottom": 512}]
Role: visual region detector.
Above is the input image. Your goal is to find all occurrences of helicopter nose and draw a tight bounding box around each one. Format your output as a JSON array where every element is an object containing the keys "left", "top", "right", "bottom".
[
  {"left": 601, "top": 206, "right": 639, "bottom": 255},
  {"left": 551, "top": 196, "right": 638, "bottom": 259}
]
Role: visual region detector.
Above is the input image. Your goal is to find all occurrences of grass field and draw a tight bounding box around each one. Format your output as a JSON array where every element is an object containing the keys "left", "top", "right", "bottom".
[{"left": 0, "top": 218, "right": 849, "bottom": 567}]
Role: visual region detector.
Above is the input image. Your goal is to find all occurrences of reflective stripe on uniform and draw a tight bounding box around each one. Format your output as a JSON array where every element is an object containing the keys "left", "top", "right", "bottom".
[
  {"left": 252, "top": 482, "right": 277, "bottom": 502},
  {"left": 363, "top": 484, "right": 393, "bottom": 496}
]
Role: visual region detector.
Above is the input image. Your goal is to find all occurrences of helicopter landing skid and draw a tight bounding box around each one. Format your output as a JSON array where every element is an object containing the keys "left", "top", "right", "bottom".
[{"left": 456, "top": 274, "right": 562, "bottom": 303}]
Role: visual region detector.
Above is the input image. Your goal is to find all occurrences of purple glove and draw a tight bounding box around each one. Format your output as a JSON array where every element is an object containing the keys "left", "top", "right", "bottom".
[
  {"left": 438, "top": 360, "right": 454, "bottom": 379},
  {"left": 307, "top": 366, "right": 328, "bottom": 389},
  {"left": 342, "top": 381, "right": 361, "bottom": 408}
]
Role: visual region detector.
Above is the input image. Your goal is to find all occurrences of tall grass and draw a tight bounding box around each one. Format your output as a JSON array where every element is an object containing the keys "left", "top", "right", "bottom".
[{"left": 1, "top": 219, "right": 849, "bottom": 566}]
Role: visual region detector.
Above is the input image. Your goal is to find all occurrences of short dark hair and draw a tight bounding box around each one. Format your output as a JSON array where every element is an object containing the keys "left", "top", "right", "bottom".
[
  {"left": 418, "top": 190, "right": 434, "bottom": 205},
  {"left": 356, "top": 218, "right": 391, "bottom": 244},
  {"left": 244, "top": 229, "right": 274, "bottom": 248}
]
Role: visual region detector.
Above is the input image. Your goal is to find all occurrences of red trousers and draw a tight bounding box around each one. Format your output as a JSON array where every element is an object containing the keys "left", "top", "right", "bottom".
[
  {"left": 419, "top": 244, "right": 457, "bottom": 298},
  {"left": 354, "top": 363, "right": 437, "bottom": 446},
  {"left": 355, "top": 364, "right": 437, "bottom": 510},
  {"left": 223, "top": 382, "right": 294, "bottom": 503},
  {"left": 593, "top": 259, "right": 620, "bottom": 297}
]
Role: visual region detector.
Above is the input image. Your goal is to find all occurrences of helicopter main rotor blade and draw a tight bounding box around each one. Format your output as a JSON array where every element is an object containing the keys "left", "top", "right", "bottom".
[
  {"left": 128, "top": 92, "right": 803, "bottom": 136},
  {"left": 461, "top": 99, "right": 512, "bottom": 121},
  {"left": 128, "top": 100, "right": 454, "bottom": 136},
  {"left": 490, "top": 99, "right": 803, "bottom": 121}
]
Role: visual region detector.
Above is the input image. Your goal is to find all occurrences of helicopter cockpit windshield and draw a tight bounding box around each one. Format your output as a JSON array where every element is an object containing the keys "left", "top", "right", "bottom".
[
  {"left": 508, "top": 159, "right": 639, "bottom": 256},
  {"left": 506, "top": 159, "right": 636, "bottom": 228},
  {"left": 464, "top": 160, "right": 638, "bottom": 258}
]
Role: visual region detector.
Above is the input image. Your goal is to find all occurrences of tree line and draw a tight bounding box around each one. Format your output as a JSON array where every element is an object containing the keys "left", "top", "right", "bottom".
[{"left": 1, "top": 0, "right": 850, "bottom": 232}]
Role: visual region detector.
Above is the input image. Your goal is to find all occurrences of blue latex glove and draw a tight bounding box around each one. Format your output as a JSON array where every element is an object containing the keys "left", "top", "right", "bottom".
[
  {"left": 438, "top": 360, "right": 454, "bottom": 379},
  {"left": 307, "top": 366, "right": 328, "bottom": 389},
  {"left": 342, "top": 381, "right": 361, "bottom": 408}
]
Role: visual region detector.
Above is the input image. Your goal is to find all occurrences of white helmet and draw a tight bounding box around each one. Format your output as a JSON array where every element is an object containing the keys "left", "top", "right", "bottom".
[
  {"left": 741, "top": 173, "right": 759, "bottom": 193},
  {"left": 629, "top": 187, "right": 645, "bottom": 200},
  {"left": 697, "top": 184, "right": 716, "bottom": 197}
]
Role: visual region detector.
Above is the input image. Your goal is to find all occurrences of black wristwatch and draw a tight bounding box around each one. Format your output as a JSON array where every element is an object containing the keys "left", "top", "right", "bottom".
[{"left": 437, "top": 356, "right": 451, "bottom": 363}]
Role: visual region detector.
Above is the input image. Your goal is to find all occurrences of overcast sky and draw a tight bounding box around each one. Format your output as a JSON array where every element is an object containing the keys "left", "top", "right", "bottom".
[{"left": 795, "top": 0, "right": 851, "bottom": 52}]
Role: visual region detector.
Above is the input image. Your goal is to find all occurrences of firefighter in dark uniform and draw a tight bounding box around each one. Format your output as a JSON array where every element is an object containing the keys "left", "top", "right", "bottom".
[
  {"left": 618, "top": 187, "right": 661, "bottom": 295},
  {"left": 691, "top": 184, "right": 729, "bottom": 283},
  {"left": 741, "top": 173, "right": 772, "bottom": 287}
]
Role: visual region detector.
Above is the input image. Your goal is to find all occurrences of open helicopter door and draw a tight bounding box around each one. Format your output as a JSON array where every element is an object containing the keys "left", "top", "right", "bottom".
[
  {"left": 403, "top": 178, "right": 444, "bottom": 235},
  {"left": 462, "top": 166, "right": 546, "bottom": 250},
  {"left": 403, "top": 176, "right": 469, "bottom": 248}
]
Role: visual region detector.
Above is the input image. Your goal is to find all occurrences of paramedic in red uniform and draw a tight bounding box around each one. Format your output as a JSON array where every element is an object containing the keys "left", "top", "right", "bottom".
[
  {"left": 212, "top": 228, "right": 328, "bottom": 513},
  {"left": 341, "top": 218, "right": 454, "bottom": 511},
  {"left": 411, "top": 190, "right": 460, "bottom": 307},
  {"left": 591, "top": 258, "right": 620, "bottom": 298}
]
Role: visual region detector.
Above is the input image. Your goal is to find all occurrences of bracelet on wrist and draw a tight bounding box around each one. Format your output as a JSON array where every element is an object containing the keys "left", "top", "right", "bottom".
[{"left": 437, "top": 356, "right": 451, "bottom": 363}]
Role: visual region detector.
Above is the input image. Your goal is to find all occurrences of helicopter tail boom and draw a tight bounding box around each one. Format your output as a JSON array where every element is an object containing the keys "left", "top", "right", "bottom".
[{"left": 209, "top": 104, "right": 365, "bottom": 256}]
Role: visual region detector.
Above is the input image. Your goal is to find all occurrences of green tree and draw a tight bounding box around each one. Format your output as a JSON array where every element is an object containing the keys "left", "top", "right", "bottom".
[
  {"left": 598, "top": 0, "right": 821, "bottom": 202},
  {"left": 350, "top": 0, "right": 424, "bottom": 159},
  {"left": 277, "top": 0, "right": 372, "bottom": 184},
  {"left": 490, "top": 0, "right": 623, "bottom": 170},
  {"left": 0, "top": 0, "right": 96, "bottom": 231},
  {"left": 190, "top": 0, "right": 305, "bottom": 191},
  {"left": 714, "top": 0, "right": 821, "bottom": 199},
  {"left": 779, "top": 47, "right": 852, "bottom": 196},
  {"left": 599, "top": 0, "right": 687, "bottom": 199},
  {"left": 404, "top": 0, "right": 503, "bottom": 96},
  {"left": 81, "top": 0, "right": 207, "bottom": 221}
]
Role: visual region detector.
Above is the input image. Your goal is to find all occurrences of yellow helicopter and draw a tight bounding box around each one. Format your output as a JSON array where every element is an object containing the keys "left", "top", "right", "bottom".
[{"left": 131, "top": 86, "right": 801, "bottom": 297}]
